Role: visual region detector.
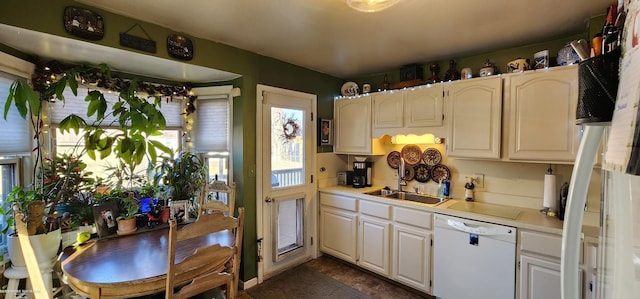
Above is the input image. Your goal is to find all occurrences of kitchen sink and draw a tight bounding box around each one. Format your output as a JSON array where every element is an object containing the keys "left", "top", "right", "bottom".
[{"left": 364, "top": 190, "right": 445, "bottom": 205}]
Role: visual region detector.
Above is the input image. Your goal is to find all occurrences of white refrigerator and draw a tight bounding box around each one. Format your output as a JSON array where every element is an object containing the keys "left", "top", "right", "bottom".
[{"left": 562, "top": 1, "right": 640, "bottom": 298}]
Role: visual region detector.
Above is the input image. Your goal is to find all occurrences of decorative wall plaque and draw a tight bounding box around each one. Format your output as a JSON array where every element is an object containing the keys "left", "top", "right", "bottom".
[
  {"left": 120, "top": 23, "right": 156, "bottom": 53},
  {"left": 63, "top": 6, "right": 105, "bottom": 40},
  {"left": 167, "top": 34, "right": 194, "bottom": 60}
]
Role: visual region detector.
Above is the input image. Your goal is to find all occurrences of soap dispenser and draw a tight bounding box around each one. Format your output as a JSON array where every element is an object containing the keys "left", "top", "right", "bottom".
[{"left": 464, "top": 176, "right": 476, "bottom": 201}]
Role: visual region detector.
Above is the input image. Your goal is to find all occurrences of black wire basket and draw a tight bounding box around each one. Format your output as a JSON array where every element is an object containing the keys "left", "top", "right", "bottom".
[{"left": 575, "top": 48, "right": 621, "bottom": 124}]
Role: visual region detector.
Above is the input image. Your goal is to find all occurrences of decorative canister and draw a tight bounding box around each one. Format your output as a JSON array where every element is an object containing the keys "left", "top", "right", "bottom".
[
  {"left": 557, "top": 42, "right": 580, "bottom": 66},
  {"left": 479, "top": 59, "right": 495, "bottom": 77}
]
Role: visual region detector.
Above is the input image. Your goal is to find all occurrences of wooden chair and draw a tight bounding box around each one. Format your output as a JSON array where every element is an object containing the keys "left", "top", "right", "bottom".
[
  {"left": 198, "top": 180, "right": 236, "bottom": 216},
  {"left": 166, "top": 207, "right": 245, "bottom": 299},
  {"left": 14, "top": 211, "right": 53, "bottom": 299}
]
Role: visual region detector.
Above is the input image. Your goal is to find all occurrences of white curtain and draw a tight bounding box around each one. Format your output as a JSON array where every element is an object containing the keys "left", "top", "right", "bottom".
[{"left": 0, "top": 72, "right": 30, "bottom": 155}]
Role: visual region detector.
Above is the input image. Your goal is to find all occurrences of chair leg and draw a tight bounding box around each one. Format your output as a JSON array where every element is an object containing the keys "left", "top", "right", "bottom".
[
  {"left": 226, "top": 282, "right": 235, "bottom": 299},
  {"left": 5, "top": 278, "right": 21, "bottom": 299}
]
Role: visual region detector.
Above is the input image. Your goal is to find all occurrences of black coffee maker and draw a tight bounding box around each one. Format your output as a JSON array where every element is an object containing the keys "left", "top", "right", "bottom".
[{"left": 352, "top": 161, "right": 372, "bottom": 188}]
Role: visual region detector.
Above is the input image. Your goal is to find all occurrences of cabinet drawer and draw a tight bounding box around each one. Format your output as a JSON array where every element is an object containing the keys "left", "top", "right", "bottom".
[
  {"left": 520, "top": 230, "right": 564, "bottom": 259},
  {"left": 360, "top": 200, "right": 391, "bottom": 219},
  {"left": 393, "top": 207, "right": 432, "bottom": 229},
  {"left": 320, "top": 193, "right": 357, "bottom": 212}
]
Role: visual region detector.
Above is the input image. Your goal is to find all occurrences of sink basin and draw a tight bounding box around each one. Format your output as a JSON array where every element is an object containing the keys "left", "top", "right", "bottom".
[
  {"left": 384, "top": 192, "right": 444, "bottom": 205},
  {"left": 363, "top": 190, "right": 445, "bottom": 205}
]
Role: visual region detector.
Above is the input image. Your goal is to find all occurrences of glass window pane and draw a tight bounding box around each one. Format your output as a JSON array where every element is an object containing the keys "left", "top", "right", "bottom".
[
  {"left": 271, "top": 107, "right": 305, "bottom": 188},
  {"left": 55, "top": 128, "right": 180, "bottom": 185},
  {"left": 0, "top": 161, "right": 17, "bottom": 246}
]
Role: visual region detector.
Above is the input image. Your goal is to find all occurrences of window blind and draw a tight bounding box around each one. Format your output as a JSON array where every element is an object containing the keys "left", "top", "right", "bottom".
[
  {"left": 194, "top": 97, "right": 229, "bottom": 152},
  {"left": 48, "top": 87, "right": 184, "bottom": 128},
  {"left": 0, "top": 72, "right": 30, "bottom": 155}
]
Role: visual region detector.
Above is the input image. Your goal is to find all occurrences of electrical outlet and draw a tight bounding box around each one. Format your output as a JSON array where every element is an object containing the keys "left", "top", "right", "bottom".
[{"left": 474, "top": 173, "right": 485, "bottom": 188}]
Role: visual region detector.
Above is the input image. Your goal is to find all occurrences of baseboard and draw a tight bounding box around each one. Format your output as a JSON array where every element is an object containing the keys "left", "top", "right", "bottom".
[{"left": 240, "top": 277, "right": 258, "bottom": 290}]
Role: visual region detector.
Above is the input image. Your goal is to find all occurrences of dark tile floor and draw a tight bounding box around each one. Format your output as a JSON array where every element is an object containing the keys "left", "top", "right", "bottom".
[{"left": 240, "top": 255, "right": 433, "bottom": 299}]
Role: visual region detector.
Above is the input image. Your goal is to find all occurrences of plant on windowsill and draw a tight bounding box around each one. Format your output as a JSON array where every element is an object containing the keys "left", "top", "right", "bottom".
[
  {"left": 115, "top": 192, "right": 140, "bottom": 235},
  {"left": 155, "top": 151, "right": 207, "bottom": 204}
]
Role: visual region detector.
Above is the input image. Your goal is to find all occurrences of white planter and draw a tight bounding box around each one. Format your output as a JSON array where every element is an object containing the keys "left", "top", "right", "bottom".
[{"left": 7, "top": 228, "right": 62, "bottom": 270}]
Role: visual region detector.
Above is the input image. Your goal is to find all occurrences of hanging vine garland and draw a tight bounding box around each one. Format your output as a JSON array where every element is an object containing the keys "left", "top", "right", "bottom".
[{"left": 282, "top": 117, "right": 300, "bottom": 141}]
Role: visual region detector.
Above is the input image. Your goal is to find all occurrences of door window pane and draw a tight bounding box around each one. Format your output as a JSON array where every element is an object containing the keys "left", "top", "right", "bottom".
[{"left": 271, "top": 107, "right": 305, "bottom": 188}]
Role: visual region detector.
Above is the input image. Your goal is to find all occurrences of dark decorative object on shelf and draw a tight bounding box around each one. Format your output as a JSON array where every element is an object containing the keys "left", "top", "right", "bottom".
[
  {"left": 63, "top": 6, "right": 105, "bottom": 40},
  {"left": 428, "top": 63, "right": 441, "bottom": 83},
  {"left": 444, "top": 60, "right": 461, "bottom": 81},
  {"left": 120, "top": 23, "right": 157, "bottom": 53},
  {"left": 400, "top": 64, "right": 423, "bottom": 81},
  {"left": 167, "top": 34, "right": 194, "bottom": 61},
  {"left": 382, "top": 74, "right": 390, "bottom": 90}
]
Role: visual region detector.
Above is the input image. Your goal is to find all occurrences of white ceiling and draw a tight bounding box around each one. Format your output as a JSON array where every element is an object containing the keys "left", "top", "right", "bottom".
[{"left": 1, "top": 0, "right": 613, "bottom": 81}]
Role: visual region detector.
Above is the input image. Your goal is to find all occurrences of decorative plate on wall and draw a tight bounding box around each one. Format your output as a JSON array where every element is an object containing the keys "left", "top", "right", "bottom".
[
  {"left": 403, "top": 164, "right": 415, "bottom": 181},
  {"left": 413, "top": 164, "right": 431, "bottom": 182},
  {"left": 63, "top": 6, "right": 105, "bottom": 40},
  {"left": 422, "top": 148, "right": 442, "bottom": 166},
  {"left": 167, "top": 34, "right": 194, "bottom": 61},
  {"left": 341, "top": 82, "right": 359, "bottom": 96},
  {"left": 387, "top": 151, "right": 401, "bottom": 169},
  {"left": 401, "top": 144, "right": 422, "bottom": 166},
  {"left": 430, "top": 164, "right": 450, "bottom": 183}
]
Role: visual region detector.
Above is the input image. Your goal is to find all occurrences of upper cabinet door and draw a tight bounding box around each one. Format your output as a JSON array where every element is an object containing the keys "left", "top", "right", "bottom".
[
  {"left": 446, "top": 77, "right": 503, "bottom": 159},
  {"left": 405, "top": 86, "right": 443, "bottom": 128},
  {"left": 505, "top": 66, "right": 579, "bottom": 162},
  {"left": 373, "top": 92, "right": 403, "bottom": 129},
  {"left": 335, "top": 96, "right": 384, "bottom": 155}
]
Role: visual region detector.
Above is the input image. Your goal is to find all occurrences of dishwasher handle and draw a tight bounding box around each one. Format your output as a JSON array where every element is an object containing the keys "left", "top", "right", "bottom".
[{"left": 446, "top": 219, "right": 513, "bottom": 236}]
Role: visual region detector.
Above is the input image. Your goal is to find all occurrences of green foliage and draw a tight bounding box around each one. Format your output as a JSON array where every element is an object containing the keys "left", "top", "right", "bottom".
[{"left": 156, "top": 152, "right": 207, "bottom": 201}]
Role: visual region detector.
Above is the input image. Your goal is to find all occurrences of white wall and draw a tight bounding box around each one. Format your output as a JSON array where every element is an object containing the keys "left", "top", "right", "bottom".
[{"left": 317, "top": 144, "right": 602, "bottom": 212}]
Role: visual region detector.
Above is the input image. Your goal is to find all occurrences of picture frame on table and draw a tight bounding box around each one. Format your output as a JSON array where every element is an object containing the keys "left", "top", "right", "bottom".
[
  {"left": 92, "top": 201, "right": 120, "bottom": 237},
  {"left": 319, "top": 118, "right": 333, "bottom": 146},
  {"left": 170, "top": 200, "right": 190, "bottom": 223}
]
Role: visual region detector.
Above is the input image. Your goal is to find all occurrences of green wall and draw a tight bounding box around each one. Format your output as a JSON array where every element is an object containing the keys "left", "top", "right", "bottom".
[{"left": 0, "top": 0, "right": 342, "bottom": 281}]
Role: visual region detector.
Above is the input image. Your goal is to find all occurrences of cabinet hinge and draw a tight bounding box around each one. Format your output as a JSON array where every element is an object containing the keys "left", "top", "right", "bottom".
[
  {"left": 311, "top": 112, "right": 314, "bottom": 121},
  {"left": 517, "top": 261, "right": 521, "bottom": 270},
  {"left": 311, "top": 174, "right": 314, "bottom": 183},
  {"left": 431, "top": 239, "right": 433, "bottom": 247},
  {"left": 430, "top": 280, "right": 432, "bottom": 287},
  {"left": 310, "top": 236, "right": 313, "bottom": 246}
]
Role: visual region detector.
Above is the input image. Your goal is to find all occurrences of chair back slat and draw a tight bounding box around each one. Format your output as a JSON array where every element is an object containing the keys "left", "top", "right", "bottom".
[{"left": 199, "top": 181, "right": 236, "bottom": 217}]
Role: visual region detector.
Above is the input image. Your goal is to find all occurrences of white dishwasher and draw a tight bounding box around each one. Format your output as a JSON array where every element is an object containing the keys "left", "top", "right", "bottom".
[{"left": 433, "top": 214, "right": 516, "bottom": 299}]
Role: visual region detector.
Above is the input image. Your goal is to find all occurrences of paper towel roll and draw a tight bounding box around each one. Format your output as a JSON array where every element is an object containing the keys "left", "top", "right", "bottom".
[{"left": 543, "top": 174, "right": 557, "bottom": 210}]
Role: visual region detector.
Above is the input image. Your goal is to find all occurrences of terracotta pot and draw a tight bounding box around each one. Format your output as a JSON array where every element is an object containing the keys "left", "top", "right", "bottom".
[
  {"left": 7, "top": 228, "right": 61, "bottom": 270},
  {"left": 159, "top": 207, "right": 171, "bottom": 224},
  {"left": 116, "top": 218, "right": 137, "bottom": 235}
]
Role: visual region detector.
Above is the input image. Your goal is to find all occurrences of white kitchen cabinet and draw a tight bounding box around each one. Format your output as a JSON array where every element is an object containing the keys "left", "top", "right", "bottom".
[
  {"left": 372, "top": 85, "right": 444, "bottom": 138},
  {"left": 392, "top": 207, "right": 433, "bottom": 293},
  {"left": 334, "top": 96, "right": 385, "bottom": 155},
  {"left": 372, "top": 91, "right": 403, "bottom": 129},
  {"left": 519, "top": 230, "right": 583, "bottom": 299},
  {"left": 359, "top": 215, "right": 391, "bottom": 275},
  {"left": 357, "top": 199, "right": 391, "bottom": 276},
  {"left": 319, "top": 193, "right": 358, "bottom": 263},
  {"left": 446, "top": 76, "right": 503, "bottom": 159},
  {"left": 505, "top": 66, "right": 580, "bottom": 162}
]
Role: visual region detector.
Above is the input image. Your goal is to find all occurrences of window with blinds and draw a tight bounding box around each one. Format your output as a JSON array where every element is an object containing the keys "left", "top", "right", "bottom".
[
  {"left": 193, "top": 96, "right": 230, "bottom": 152},
  {"left": 0, "top": 71, "right": 30, "bottom": 155},
  {"left": 48, "top": 87, "right": 183, "bottom": 128}
]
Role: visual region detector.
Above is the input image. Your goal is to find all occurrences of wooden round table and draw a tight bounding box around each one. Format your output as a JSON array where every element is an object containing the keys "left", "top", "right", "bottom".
[{"left": 61, "top": 227, "right": 234, "bottom": 298}]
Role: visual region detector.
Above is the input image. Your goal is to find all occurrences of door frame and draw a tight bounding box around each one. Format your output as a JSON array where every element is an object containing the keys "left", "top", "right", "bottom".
[{"left": 256, "top": 84, "right": 318, "bottom": 283}]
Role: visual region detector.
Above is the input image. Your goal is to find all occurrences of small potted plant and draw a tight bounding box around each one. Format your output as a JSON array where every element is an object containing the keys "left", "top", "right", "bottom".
[
  {"left": 156, "top": 151, "right": 207, "bottom": 203},
  {"left": 116, "top": 192, "right": 139, "bottom": 235}
]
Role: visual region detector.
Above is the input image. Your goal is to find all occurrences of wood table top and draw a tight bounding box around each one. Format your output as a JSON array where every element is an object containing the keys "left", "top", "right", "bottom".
[{"left": 61, "top": 227, "right": 234, "bottom": 298}]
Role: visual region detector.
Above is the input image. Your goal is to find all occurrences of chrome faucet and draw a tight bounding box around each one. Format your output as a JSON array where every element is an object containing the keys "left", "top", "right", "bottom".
[{"left": 398, "top": 157, "right": 407, "bottom": 192}]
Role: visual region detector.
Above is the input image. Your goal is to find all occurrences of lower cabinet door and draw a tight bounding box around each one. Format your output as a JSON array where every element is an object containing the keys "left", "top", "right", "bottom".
[
  {"left": 358, "top": 216, "right": 391, "bottom": 276},
  {"left": 392, "top": 223, "right": 432, "bottom": 292},
  {"left": 520, "top": 255, "right": 583, "bottom": 299},
  {"left": 320, "top": 207, "right": 357, "bottom": 263}
]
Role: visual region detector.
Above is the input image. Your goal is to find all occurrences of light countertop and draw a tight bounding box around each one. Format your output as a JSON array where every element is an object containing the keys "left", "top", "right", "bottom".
[{"left": 319, "top": 185, "right": 600, "bottom": 238}]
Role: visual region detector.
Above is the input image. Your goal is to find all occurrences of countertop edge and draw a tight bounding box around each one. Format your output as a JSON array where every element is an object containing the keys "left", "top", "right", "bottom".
[{"left": 318, "top": 185, "right": 600, "bottom": 239}]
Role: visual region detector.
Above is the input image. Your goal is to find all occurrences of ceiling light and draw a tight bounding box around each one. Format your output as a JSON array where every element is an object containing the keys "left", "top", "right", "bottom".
[{"left": 346, "top": 0, "right": 401, "bottom": 13}]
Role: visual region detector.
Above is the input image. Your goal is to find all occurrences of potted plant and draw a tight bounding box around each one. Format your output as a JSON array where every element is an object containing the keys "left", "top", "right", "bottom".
[
  {"left": 116, "top": 192, "right": 139, "bottom": 235},
  {"left": 156, "top": 151, "right": 207, "bottom": 203}
]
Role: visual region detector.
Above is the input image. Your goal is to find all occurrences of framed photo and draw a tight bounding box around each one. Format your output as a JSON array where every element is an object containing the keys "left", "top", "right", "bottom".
[
  {"left": 319, "top": 118, "right": 333, "bottom": 146},
  {"left": 170, "top": 200, "right": 190, "bottom": 223},
  {"left": 92, "top": 201, "right": 120, "bottom": 237}
]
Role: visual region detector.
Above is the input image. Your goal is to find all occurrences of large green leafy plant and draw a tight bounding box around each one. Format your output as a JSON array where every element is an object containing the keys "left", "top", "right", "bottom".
[
  {"left": 156, "top": 151, "right": 207, "bottom": 202},
  {"left": 2, "top": 61, "right": 180, "bottom": 234}
]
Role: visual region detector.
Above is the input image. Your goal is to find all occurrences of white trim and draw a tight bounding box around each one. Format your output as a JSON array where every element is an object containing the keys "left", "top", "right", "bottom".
[
  {"left": 0, "top": 52, "right": 34, "bottom": 79},
  {"left": 240, "top": 277, "right": 258, "bottom": 290}
]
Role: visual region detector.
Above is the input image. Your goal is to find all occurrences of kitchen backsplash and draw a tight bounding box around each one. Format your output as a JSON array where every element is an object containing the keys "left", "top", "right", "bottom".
[{"left": 317, "top": 146, "right": 601, "bottom": 212}]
